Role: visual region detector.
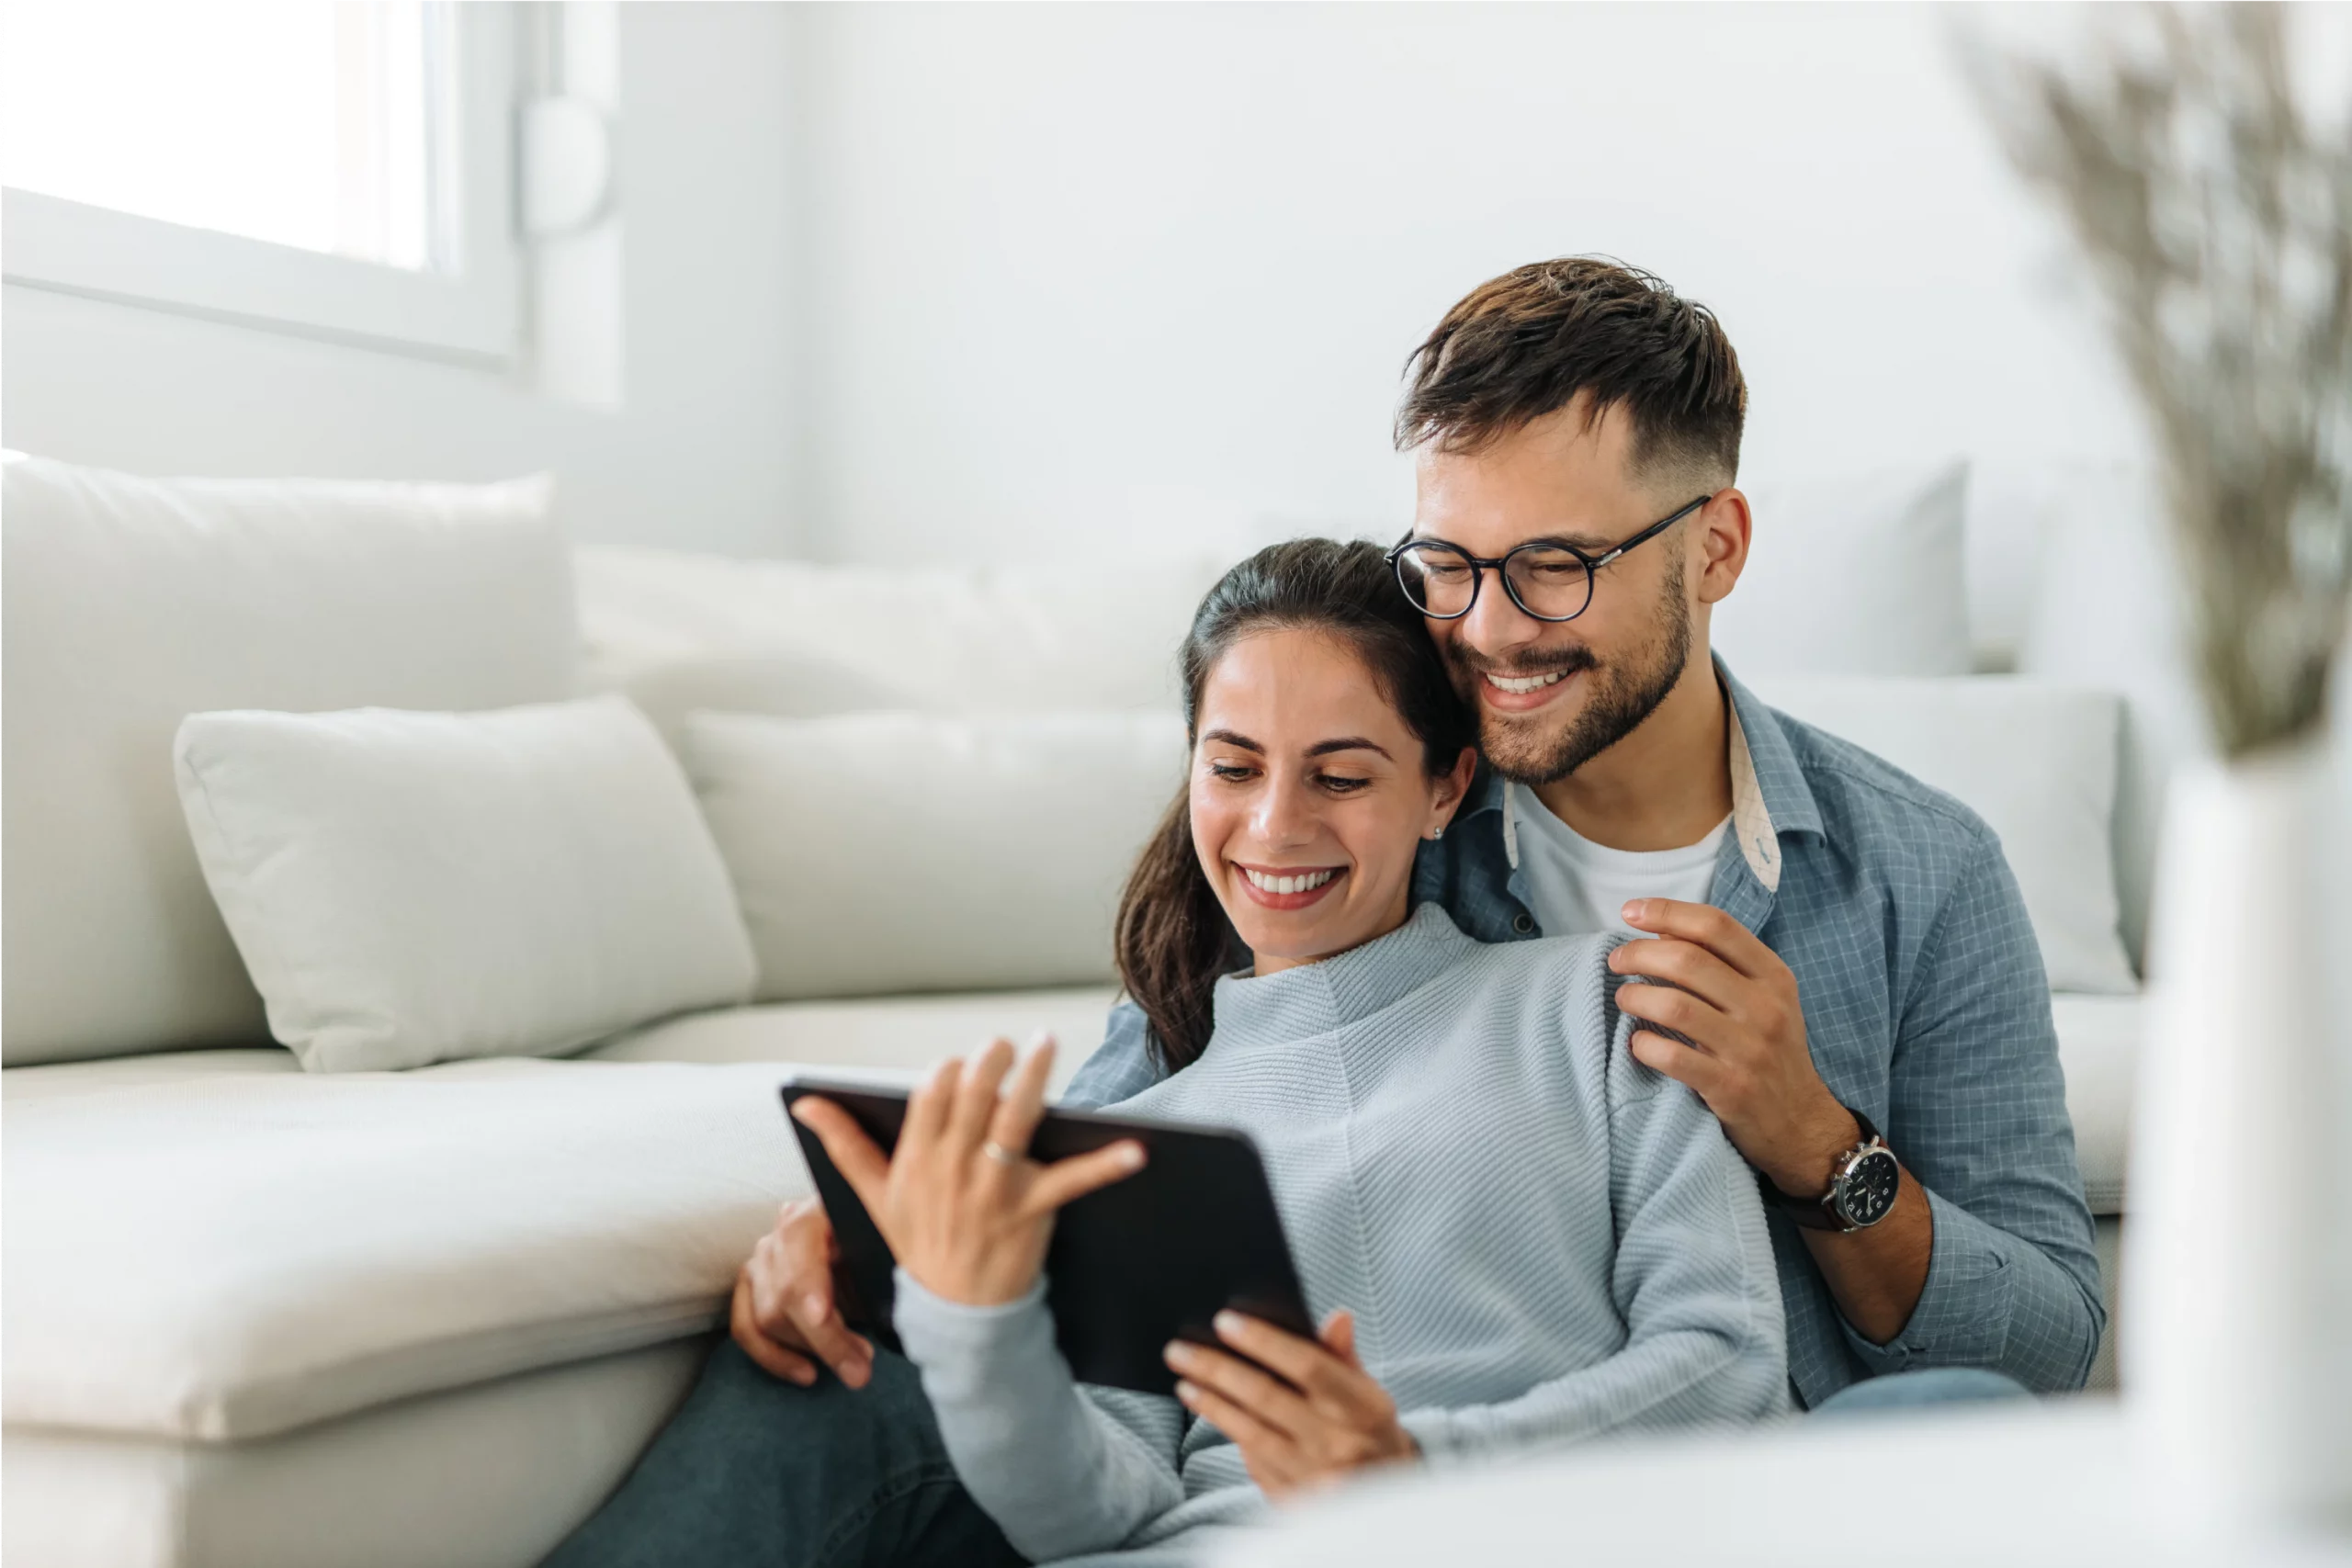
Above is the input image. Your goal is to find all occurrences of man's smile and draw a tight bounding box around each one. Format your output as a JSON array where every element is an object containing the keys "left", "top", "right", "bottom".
[{"left": 1478, "top": 666, "right": 1583, "bottom": 714}]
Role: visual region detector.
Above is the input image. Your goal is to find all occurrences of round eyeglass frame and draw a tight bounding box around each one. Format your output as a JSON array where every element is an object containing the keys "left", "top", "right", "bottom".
[{"left": 1385, "top": 493, "right": 1713, "bottom": 624}]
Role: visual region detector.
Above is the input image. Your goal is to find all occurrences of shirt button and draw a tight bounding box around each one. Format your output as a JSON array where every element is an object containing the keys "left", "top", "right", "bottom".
[{"left": 1511, "top": 913, "right": 1535, "bottom": 935}]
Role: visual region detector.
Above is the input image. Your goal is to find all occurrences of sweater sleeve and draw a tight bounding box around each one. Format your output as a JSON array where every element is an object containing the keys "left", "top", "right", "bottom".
[
  {"left": 1398, "top": 1021, "right": 1791, "bottom": 1463},
  {"left": 892, "top": 1269, "right": 1184, "bottom": 1562}
]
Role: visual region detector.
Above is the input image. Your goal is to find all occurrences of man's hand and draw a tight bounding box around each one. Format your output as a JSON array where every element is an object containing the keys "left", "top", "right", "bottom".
[
  {"left": 729, "top": 1198, "right": 876, "bottom": 1388},
  {"left": 791, "top": 1038, "right": 1146, "bottom": 1309},
  {"left": 1165, "top": 1309, "right": 1417, "bottom": 1502},
  {"left": 1610, "top": 897, "right": 1858, "bottom": 1197}
]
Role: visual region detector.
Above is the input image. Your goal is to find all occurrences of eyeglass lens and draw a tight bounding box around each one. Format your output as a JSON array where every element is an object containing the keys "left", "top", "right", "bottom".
[{"left": 1395, "top": 543, "right": 1594, "bottom": 621}]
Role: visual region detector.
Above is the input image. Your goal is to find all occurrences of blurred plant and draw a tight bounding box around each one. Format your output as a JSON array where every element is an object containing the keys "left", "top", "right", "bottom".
[{"left": 1970, "top": 4, "right": 2352, "bottom": 755}]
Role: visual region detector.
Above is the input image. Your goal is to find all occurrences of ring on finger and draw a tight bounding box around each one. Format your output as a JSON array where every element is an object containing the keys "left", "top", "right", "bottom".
[{"left": 980, "top": 1140, "right": 1021, "bottom": 1168}]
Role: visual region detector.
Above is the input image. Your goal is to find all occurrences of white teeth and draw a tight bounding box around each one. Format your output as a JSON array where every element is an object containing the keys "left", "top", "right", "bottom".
[
  {"left": 1243, "top": 867, "right": 1337, "bottom": 895},
  {"left": 1486, "top": 670, "right": 1569, "bottom": 694}
]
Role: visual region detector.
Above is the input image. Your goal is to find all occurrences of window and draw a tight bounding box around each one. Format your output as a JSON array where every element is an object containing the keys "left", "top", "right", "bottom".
[{"left": 2, "top": 2, "right": 517, "bottom": 366}]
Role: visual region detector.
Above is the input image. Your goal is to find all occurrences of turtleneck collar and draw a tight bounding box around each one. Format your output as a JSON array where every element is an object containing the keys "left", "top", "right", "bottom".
[{"left": 1206, "top": 901, "right": 1475, "bottom": 1052}]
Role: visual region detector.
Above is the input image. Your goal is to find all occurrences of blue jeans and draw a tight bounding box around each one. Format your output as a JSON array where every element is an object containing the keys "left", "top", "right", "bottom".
[
  {"left": 1808, "top": 1366, "right": 2033, "bottom": 1417},
  {"left": 542, "top": 1339, "right": 1021, "bottom": 1568}
]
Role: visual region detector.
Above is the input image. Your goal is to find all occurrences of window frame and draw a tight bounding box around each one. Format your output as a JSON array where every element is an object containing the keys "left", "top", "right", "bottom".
[{"left": 0, "top": 4, "right": 519, "bottom": 368}]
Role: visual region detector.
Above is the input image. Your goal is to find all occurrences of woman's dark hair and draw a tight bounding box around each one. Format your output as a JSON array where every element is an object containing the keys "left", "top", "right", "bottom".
[{"left": 1114, "top": 537, "right": 1476, "bottom": 1073}]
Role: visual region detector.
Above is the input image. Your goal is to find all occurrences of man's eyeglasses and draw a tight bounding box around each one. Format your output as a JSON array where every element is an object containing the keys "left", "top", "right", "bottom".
[{"left": 1385, "top": 494, "right": 1713, "bottom": 624}]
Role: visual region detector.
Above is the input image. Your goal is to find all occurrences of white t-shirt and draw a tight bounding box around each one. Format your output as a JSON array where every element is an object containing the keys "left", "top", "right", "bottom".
[{"left": 1510, "top": 782, "right": 1730, "bottom": 940}]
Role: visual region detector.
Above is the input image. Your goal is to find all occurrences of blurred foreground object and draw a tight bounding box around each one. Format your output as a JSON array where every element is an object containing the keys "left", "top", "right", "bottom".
[
  {"left": 1975, "top": 3, "right": 2350, "bottom": 755},
  {"left": 1973, "top": 3, "right": 2352, "bottom": 1538}
]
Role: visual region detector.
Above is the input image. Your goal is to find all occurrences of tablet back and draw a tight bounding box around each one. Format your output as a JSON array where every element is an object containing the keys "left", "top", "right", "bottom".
[{"left": 782, "top": 1078, "right": 1313, "bottom": 1396}]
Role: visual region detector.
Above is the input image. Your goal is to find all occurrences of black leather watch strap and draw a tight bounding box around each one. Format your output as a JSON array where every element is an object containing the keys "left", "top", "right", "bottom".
[{"left": 1761, "top": 1106, "right": 1882, "bottom": 1231}]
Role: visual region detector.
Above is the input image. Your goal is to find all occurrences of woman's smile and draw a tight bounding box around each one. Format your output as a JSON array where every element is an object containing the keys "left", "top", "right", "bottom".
[{"left": 1232, "top": 862, "right": 1348, "bottom": 910}]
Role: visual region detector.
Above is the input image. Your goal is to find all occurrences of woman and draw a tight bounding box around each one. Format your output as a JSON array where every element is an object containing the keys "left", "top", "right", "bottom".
[{"left": 548, "top": 539, "right": 1786, "bottom": 1568}]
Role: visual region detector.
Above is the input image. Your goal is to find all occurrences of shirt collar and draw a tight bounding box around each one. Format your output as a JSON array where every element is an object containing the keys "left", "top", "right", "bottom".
[
  {"left": 1208, "top": 902, "right": 1474, "bottom": 1049},
  {"left": 1450, "top": 654, "right": 1821, "bottom": 897}
]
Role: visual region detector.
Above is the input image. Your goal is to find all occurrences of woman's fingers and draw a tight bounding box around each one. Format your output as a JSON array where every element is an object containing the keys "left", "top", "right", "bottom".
[
  {"left": 729, "top": 1269, "right": 818, "bottom": 1385},
  {"left": 946, "top": 1038, "right": 1019, "bottom": 1156},
  {"left": 1319, "top": 1309, "right": 1360, "bottom": 1368},
  {"left": 1216, "top": 1311, "right": 1389, "bottom": 1422},
  {"left": 1165, "top": 1336, "right": 1317, "bottom": 1438},
  {"left": 987, "top": 1037, "right": 1058, "bottom": 1157},
  {"left": 1023, "top": 1139, "right": 1147, "bottom": 1215},
  {"left": 903, "top": 1056, "right": 960, "bottom": 1152},
  {"left": 1174, "top": 1378, "right": 1303, "bottom": 1494},
  {"left": 789, "top": 1097, "right": 893, "bottom": 1211}
]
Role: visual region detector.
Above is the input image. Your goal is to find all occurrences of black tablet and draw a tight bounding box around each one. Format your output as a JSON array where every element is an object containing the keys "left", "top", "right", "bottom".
[{"left": 780, "top": 1077, "right": 1313, "bottom": 1397}]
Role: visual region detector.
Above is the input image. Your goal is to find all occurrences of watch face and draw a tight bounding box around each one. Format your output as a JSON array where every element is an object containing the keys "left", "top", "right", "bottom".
[{"left": 1836, "top": 1148, "right": 1902, "bottom": 1227}]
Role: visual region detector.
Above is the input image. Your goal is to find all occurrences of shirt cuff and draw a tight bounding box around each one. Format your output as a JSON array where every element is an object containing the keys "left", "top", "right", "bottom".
[
  {"left": 1394, "top": 1409, "right": 1466, "bottom": 1470},
  {"left": 1837, "top": 1186, "right": 2017, "bottom": 1374},
  {"left": 891, "top": 1269, "right": 1052, "bottom": 1368}
]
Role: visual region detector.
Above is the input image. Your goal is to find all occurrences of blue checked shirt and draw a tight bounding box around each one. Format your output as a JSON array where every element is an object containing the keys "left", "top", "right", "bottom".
[{"left": 1066, "top": 657, "right": 2106, "bottom": 1408}]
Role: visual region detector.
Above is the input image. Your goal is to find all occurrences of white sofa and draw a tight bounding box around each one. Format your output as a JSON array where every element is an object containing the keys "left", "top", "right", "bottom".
[{"left": 1, "top": 452, "right": 2155, "bottom": 1568}]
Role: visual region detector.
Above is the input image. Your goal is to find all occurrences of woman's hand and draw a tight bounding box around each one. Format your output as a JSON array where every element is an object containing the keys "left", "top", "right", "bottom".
[
  {"left": 729, "top": 1198, "right": 876, "bottom": 1388},
  {"left": 1164, "top": 1308, "right": 1418, "bottom": 1501},
  {"left": 790, "top": 1038, "right": 1147, "bottom": 1308}
]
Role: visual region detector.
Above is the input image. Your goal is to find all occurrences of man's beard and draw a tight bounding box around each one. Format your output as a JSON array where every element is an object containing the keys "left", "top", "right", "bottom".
[{"left": 1445, "top": 555, "right": 1692, "bottom": 786}]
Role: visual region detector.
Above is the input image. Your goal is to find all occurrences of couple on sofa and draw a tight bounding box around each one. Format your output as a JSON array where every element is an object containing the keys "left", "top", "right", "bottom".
[{"left": 549, "top": 258, "right": 2104, "bottom": 1567}]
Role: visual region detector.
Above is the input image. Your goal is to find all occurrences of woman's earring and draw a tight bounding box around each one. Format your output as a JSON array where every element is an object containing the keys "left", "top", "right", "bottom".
[{"left": 1429, "top": 825, "right": 1446, "bottom": 841}]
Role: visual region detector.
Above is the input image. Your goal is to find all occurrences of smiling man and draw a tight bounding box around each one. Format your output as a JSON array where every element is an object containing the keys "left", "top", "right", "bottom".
[{"left": 1070, "top": 256, "right": 2105, "bottom": 1412}]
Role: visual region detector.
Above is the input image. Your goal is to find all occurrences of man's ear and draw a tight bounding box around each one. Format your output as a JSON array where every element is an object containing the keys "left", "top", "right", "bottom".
[{"left": 1691, "top": 488, "right": 1752, "bottom": 607}]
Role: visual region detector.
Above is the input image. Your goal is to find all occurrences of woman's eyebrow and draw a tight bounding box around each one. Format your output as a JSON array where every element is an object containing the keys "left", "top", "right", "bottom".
[
  {"left": 1201, "top": 728, "right": 1263, "bottom": 752},
  {"left": 1306, "top": 737, "right": 1392, "bottom": 761}
]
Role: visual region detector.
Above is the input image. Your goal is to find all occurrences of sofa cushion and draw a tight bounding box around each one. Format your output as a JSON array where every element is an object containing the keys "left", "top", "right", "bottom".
[
  {"left": 174, "top": 697, "right": 755, "bottom": 1072},
  {"left": 3, "top": 1339, "right": 707, "bottom": 1568},
  {"left": 2051, "top": 993, "right": 2136, "bottom": 1216},
  {"left": 573, "top": 545, "right": 1228, "bottom": 720},
  {"left": 588, "top": 987, "right": 1119, "bottom": 1088},
  {"left": 1709, "top": 460, "right": 1973, "bottom": 679},
  {"left": 685, "top": 710, "right": 1187, "bottom": 1000},
  {"left": 1752, "top": 674, "right": 2139, "bottom": 995},
  {"left": 0, "top": 981, "right": 1122, "bottom": 1444},
  {"left": 1, "top": 1054, "right": 806, "bottom": 1441},
  {"left": 0, "top": 453, "right": 575, "bottom": 1066}
]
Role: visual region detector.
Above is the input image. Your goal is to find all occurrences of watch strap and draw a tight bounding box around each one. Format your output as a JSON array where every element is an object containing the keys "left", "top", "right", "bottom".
[{"left": 1761, "top": 1106, "right": 1883, "bottom": 1232}]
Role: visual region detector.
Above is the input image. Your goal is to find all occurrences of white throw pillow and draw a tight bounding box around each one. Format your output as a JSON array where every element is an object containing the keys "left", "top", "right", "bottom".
[
  {"left": 1712, "top": 460, "right": 1972, "bottom": 677},
  {"left": 1752, "top": 674, "right": 2138, "bottom": 994},
  {"left": 174, "top": 697, "right": 756, "bottom": 1072},
  {"left": 687, "top": 710, "right": 1190, "bottom": 1000},
  {"left": 2016, "top": 461, "right": 2207, "bottom": 972},
  {"left": 1, "top": 452, "right": 576, "bottom": 1066}
]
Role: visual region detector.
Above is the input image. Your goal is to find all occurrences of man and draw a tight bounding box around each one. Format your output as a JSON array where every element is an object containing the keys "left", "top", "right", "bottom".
[
  {"left": 1043, "top": 260, "right": 2104, "bottom": 1409},
  {"left": 1059, "top": 258, "right": 2104, "bottom": 1409}
]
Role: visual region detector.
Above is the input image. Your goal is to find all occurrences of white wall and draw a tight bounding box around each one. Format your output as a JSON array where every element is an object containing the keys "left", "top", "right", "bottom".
[
  {"left": 2, "top": 4, "right": 798, "bottom": 556},
  {"left": 786, "top": 3, "right": 2150, "bottom": 566}
]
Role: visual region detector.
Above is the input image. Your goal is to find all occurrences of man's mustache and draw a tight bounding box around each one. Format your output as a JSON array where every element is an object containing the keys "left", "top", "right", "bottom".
[{"left": 1442, "top": 643, "right": 1600, "bottom": 681}]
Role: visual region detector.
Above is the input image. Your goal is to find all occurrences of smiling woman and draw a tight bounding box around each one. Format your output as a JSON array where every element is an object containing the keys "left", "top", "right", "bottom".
[{"left": 1113, "top": 538, "right": 1478, "bottom": 1070}]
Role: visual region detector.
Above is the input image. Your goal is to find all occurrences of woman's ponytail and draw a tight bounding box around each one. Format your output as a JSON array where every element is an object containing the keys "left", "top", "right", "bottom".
[{"left": 1113, "top": 790, "right": 1232, "bottom": 1073}]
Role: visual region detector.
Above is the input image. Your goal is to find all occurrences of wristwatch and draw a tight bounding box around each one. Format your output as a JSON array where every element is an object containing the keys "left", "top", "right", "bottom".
[{"left": 1764, "top": 1108, "right": 1901, "bottom": 1233}]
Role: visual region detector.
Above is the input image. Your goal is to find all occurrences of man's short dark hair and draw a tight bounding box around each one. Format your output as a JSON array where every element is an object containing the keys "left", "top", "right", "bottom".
[{"left": 1395, "top": 257, "right": 1747, "bottom": 489}]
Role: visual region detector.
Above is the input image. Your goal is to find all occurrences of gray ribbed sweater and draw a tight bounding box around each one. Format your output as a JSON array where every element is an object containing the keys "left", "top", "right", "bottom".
[{"left": 893, "top": 902, "right": 1791, "bottom": 1567}]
